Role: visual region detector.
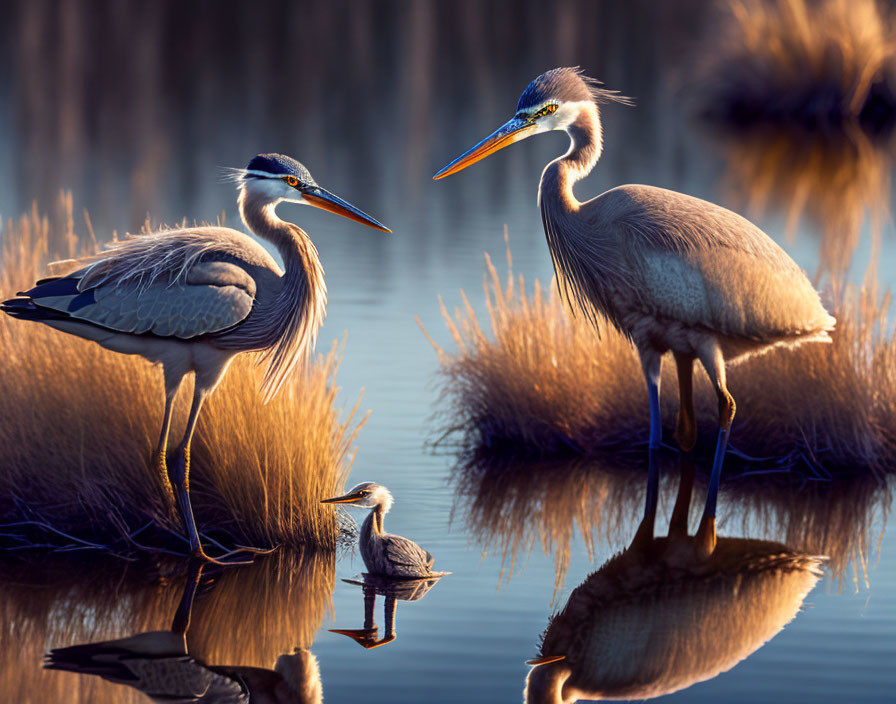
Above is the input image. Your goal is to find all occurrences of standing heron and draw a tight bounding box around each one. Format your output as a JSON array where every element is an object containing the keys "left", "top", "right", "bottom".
[
  {"left": 433, "top": 68, "right": 835, "bottom": 533},
  {"left": 2, "top": 153, "right": 390, "bottom": 564},
  {"left": 321, "top": 482, "right": 449, "bottom": 578}
]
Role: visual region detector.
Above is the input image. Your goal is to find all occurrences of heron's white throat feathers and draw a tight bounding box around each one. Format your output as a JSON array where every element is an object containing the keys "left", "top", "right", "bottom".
[
  {"left": 235, "top": 185, "right": 327, "bottom": 402},
  {"left": 538, "top": 100, "right": 603, "bottom": 210}
]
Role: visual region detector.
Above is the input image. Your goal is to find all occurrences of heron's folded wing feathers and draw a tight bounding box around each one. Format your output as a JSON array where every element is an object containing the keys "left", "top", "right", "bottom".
[
  {"left": 28, "top": 261, "right": 256, "bottom": 338},
  {"left": 608, "top": 185, "right": 835, "bottom": 339},
  {"left": 383, "top": 534, "right": 435, "bottom": 573}
]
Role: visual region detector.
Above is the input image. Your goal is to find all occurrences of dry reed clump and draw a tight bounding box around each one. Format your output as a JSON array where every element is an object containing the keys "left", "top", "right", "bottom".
[
  {"left": 425, "top": 242, "right": 896, "bottom": 481},
  {"left": 0, "top": 195, "right": 365, "bottom": 554},
  {"left": 696, "top": 0, "right": 896, "bottom": 277}
]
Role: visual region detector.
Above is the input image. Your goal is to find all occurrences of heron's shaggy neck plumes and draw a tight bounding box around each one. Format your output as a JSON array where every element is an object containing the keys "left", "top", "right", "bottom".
[
  {"left": 236, "top": 186, "right": 327, "bottom": 401},
  {"left": 539, "top": 103, "right": 620, "bottom": 331},
  {"left": 362, "top": 489, "right": 393, "bottom": 537}
]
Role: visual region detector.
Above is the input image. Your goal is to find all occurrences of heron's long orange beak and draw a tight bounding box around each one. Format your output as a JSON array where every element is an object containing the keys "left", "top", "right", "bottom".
[
  {"left": 301, "top": 186, "right": 392, "bottom": 233},
  {"left": 433, "top": 117, "right": 537, "bottom": 179},
  {"left": 320, "top": 491, "right": 363, "bottom": 504},
  {"left": 526, "top": 654, "right": 566, "bottom": 666}
]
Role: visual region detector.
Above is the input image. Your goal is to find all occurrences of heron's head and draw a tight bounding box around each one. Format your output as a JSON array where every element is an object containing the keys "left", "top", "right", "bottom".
[
  {"left": 321, "top": 482, "right": 393, "bottom": 512},
  {"left": 234, "top": 153, "right": 391, "bottom": 232},
  {"left": 433, "top": 67, "right": 632, "bottom": 179}
]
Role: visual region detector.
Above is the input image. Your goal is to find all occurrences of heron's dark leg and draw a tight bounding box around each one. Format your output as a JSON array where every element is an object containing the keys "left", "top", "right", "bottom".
[
  {"left": 381, "top": 596, "right": 397, "bottom": 646},
  {"left": 168, "top": 381, "right": 207, "bottom": 557},
  {"left": 668, "top": 454, "right": 695, "bottom": 539},
  {"left": 168, "top": 362, "right": 275, "bottom": 566},
  {"left": 639, "top": 348, "right": 664, "bottom": 450},
  {"left": 171, "top": 559, "right": 205, "bottom": 635},
  {"left": 156, "top": 382, "right": 180, "bottom": 505},
  {"left": 696, "top": 343, "right": 735, "bottom": 551},
  {"left": 673, "top": 353, "right": 697, "bottom": 452}
]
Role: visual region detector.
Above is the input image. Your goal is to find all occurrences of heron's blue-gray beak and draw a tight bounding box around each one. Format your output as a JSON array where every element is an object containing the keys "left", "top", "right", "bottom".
[
  {"left": 301, "top": 186, "right": 392, "bottom": 233},
  {"left": 321, "top": 491, "right": 363, "bottom": 504},
  {"left": 433, "top": 116, "right": 537, "bottom": 179}
]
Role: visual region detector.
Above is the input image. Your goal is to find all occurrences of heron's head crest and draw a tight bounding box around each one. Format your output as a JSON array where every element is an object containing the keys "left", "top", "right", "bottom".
[
  {"left": 516, "top": 67, "right": 633, "bottom": 114},
  {"left": 322, "top": 482, "right": 394, "bottom": 512}
]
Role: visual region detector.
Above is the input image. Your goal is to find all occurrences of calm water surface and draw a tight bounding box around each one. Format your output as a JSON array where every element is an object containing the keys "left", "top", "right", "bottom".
[{"left": 0, "top": 2, "right": 894, "bottom": 702}]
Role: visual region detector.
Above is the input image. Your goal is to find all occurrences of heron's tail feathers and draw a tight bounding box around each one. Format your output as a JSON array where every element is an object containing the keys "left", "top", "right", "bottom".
[{"left": 1, "top": 296, "right": 69, "bottom": 322}]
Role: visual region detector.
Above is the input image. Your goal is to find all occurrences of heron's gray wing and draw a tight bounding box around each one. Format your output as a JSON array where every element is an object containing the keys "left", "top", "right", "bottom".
[
  {"left": 382, "top": 534, "right": 435, "bottom": 575},
  {"left": 598, "top": 185, "right": 834, "bottom": 339},
  {"left": 27, "top": 260, "right": 256, "bottom": 338},
  {"left": 45, "top": 632, "right": 247, "bottom": 703}
]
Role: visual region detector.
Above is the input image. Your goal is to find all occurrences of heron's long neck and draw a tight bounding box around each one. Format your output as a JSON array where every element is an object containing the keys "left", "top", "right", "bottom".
[
  {"left": 362, "top": 505, "right": 388, "bottom": 538},
  {"left": 539, "top": 104, "right": 602, "bottom": 213},
  {"left": 237, "top": 187, "right": 326, "bottom": 399}
]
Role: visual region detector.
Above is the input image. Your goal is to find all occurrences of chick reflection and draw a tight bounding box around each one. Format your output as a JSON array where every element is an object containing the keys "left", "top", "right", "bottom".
[
  {"left": 525, "top": 459, "right": 824, "bottom": 703},
  {"left": 330, "top": 573, "right": 445, "bottom": 649},
  {"left": 44, "top": 560, "right": 323, "bottom": 704}
]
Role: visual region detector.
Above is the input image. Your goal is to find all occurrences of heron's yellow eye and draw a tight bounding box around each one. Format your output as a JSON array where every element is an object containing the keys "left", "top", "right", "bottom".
[
  {"left": 533, "top": 104, "right": 558, "bottom": 119},
  {"left": 285, "top": 175, "right": 299, "bottom": 188}
]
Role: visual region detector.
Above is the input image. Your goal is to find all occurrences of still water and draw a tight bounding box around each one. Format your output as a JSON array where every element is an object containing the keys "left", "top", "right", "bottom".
[{"left": 0, "top": 1, "right": 894, "bottom": 702}]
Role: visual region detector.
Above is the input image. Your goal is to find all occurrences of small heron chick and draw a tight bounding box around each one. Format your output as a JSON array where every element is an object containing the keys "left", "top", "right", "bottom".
[{"left": 322, "top": 482, "right": 449, "bottom": 579}]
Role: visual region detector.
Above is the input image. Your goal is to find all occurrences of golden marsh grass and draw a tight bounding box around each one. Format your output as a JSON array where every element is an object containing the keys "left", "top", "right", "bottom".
[
  {"left": 426, "top": 241, "right": 896, "bottom": 480},
  {"left": 0, "top": 196, "right": 365, "bottom": 553},
  {"left": 697, "top": 0, "right": 896, "bottom": 277}
]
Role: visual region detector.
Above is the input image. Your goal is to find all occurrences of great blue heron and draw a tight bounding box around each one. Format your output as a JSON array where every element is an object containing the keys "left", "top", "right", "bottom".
[
  {"left": 321, "top": 482, "right": 449, "bottom": 578},
  {"left": 433, "top": 67, "right": 835, "bottom": 532},
  {"left": 45, "top": 559, "right": 324, "bottom": 703},
  {"left": 2, "top": 153, "right": 390, "bottom": 564}
]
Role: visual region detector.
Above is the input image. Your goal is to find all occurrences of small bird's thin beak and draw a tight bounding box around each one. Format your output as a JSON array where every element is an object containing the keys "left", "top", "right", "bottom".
[
  {"left": 320, "top": 492, "right": 362, "bottom": 504},
  {"left": 526, "top": 654, "right": 566, "bottom": 666},
  {"left": 301, "top": 186, "right": 392, "bottom": 233},
  {"left": 433, "top": 117, "right": 537, "bottom": 179}
]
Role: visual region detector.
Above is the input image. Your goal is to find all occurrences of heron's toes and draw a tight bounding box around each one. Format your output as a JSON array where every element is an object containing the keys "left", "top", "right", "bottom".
[{"left": 191, "top": 544, "right": 278, "bottom": 566}]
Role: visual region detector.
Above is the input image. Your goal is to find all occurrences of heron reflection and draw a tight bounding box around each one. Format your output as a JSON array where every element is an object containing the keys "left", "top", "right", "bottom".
[
  {"left": 330, "top": 573, "right": 445, "bottom": 650},
  {"left": 43, "top": 560, "right": 323, "bottom": 703},
  {"left": 524, "top": 458, "right": 824, "bottom": 703}
]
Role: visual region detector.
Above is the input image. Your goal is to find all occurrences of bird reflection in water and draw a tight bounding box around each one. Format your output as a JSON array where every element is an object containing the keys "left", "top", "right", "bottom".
[
  {"left": 524, "top": 458, "right": 824, "bottom": 703},
  {"left": 330, "top": 574, "right": 445, "bottom": 650},
  {"left": 43, "top": 559, "right": 323, "bottom": 703}
]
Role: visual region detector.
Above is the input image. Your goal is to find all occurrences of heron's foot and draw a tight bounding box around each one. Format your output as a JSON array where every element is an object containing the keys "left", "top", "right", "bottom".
[
  {"left": 329, "top": 628, "right": 394, "bottom": 649},
  {"left": 191, "top": 543, "right": 279, "bottom": 566}
]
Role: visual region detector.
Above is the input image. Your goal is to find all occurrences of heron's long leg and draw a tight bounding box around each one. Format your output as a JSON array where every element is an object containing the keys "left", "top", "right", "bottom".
[
  {"left": 381, "top": 596, "right": 397, "bottom": 646},
  {"left": 171, "top": 559, "right": 206, "bottom": 635},
  {"left": 169, "top": 381, "right": 208, "bottom": 556},
  {"left": 674, "top": 353, "right": 697, "bottom": 452},
  {"left": 638, "top": 348, "right": 664, "bottom": 450},
  {"left": 668, "top": 455, "right": 695, "bottom": 539},
  {"left": 156, "top": 386, "right": 179, "bottom": 507},
  {"left": 696, "top": 343, "right": 735, "bottom": 549},
  {"left": 169, "top": 361, "right": 275, "bottom": 566}
]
